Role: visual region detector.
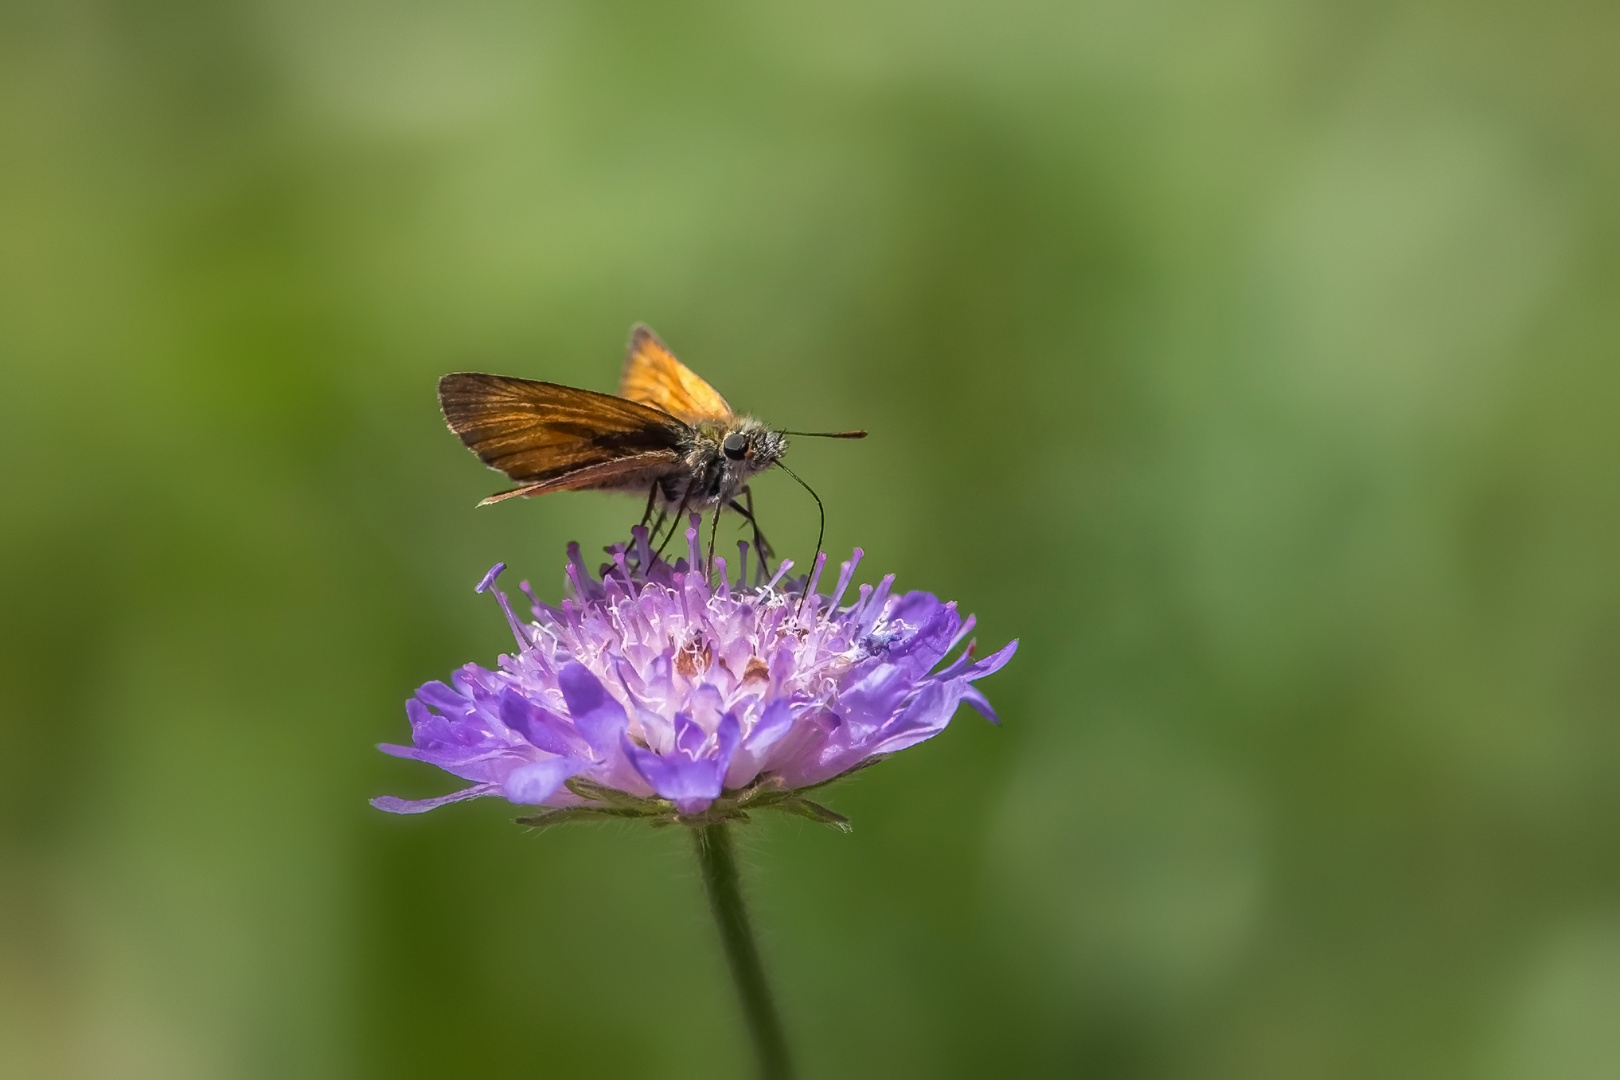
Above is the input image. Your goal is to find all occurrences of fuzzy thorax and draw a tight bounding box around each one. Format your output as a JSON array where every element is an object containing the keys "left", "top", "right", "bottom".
[{"left": 675, "top": 416, "right": 788, "bottom": 510}]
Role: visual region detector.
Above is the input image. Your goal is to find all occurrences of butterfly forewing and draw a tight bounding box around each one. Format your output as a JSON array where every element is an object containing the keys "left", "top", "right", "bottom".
[
  {"left": 437, "top": 373, "right": 686, "bottom": 489},
  {"left": 619, "top": 324, "right": 735, "bottom": 424}
]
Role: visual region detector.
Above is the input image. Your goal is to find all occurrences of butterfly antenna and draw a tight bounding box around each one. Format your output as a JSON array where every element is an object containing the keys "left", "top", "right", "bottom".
[
  {"left": 780, "top": 429, "right": 868, "bottom": 439},
  {"left": 774, "top": 461, "right": 824, "bottom": 613}
]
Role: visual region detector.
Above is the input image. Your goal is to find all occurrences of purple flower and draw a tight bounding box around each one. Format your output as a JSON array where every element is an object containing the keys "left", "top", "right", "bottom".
[{"left": 372, "top": 520, "right": 1017, "bottom": 829}]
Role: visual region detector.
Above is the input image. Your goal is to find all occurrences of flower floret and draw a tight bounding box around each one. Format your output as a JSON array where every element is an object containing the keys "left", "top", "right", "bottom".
[{"left": 372, "top": 522, "right": 1016, "bottom": 826}]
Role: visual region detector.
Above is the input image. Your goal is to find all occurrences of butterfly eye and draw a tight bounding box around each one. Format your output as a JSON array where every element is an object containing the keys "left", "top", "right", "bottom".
[{"left": 722, "top": 433, "right": 749, "bottom": 461}]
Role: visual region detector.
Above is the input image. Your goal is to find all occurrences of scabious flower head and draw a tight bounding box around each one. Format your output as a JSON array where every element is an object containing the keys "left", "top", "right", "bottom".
[{"left": 373, "top": 520, "right": 1016, "bottom": 829}]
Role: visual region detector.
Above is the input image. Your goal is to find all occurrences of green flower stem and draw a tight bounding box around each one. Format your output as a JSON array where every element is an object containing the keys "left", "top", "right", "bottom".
[{"left": 692, "top": 822, "right": 793, "bottom": 1080}]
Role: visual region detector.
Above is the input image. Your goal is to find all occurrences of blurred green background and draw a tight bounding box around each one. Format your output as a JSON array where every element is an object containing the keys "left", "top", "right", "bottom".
[{"left": 3, "top": 0, "right": 1618, "bottom": 1077}]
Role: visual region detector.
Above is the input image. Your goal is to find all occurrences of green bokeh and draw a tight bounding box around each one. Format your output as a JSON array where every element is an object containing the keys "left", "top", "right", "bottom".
[{"left": 3, "top": 1, "right": 1618, "bottom": 1077}]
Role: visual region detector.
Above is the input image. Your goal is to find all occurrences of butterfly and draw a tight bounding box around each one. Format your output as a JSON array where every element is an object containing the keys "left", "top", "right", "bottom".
[{"left": 438, "top": 324, "right": 865, "bottom": 570}]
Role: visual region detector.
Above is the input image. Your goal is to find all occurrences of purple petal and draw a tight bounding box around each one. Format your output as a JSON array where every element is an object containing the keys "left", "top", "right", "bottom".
[
  {"left": 937, "top": 613, "right": 977, "bottom": 668},
  {"left": 869, "top": 680, "right": 964, "bottom": 755},
  {"left": 745, "top": 698, "right": 794, "bottom": 754},
  {"left": 416, "top": 680, "right": 471, "bottom": 716},
  {"left": 406, "top": 715, "right": 481, "bottom": 749},
  {"left": 501, "top": 757, "right": 588, "bottom": 805},
  {"left": 378, "top": 742, "right": 509, "bottom": 767},
  {"left": 961, "top": 685, "right": 1000, "bottom": 725},
  {"left": 405, "top": 696, "right": 437, "bottom": 731},
  {"left": 715, "top": 711, "right": 741, "bottom": 772},
  {"left": 674, "top": 713, "right": 706, "bottom": 759},
  {"left": 885, "top": 589, "right": 942, "bottom": 624},
  {"left": 885, "top": 601, "right": 960, "bottom": 670},
  {"left": 962, "top": 638, "right": 1019, "bottom": 680},
  {"left": 558, "top": 663, "right": 627, "bottom": 756},
  {"left": 370, "top": 783, "right": 498, "bottom": 815},
  {"left": 499, "top": 689, "right": 585, "bottom": 757},
  {"left": 623, "top": 738, "right": 725, "bottom": 815},
  {"left": 836, "top": 664, "right": 915, "bottom": 731},
  {"left": 384, "top": 747, "right": 532, "bottom": 786}
]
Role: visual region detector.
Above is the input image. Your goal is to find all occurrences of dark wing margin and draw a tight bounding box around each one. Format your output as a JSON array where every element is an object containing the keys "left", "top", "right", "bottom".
[{"left": 437, "top": 374, "right": 687, "bottom": 494}]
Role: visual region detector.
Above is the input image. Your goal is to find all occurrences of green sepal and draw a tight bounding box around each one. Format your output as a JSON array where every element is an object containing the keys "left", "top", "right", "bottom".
[
  {"left": 765, "top": 796, "right": 852, "bottom": 833},
  {"left": 674, "top": 806, "right": 753, "bottom": 827},
  {"left": 515, "top": 805, "right": 658, "bottom": 829},
  {"left": 565, "top": 776, "right": 670, "bottom": 812},
  {"left": 512, "top": 760, "right": 873, "bottom": 832}
]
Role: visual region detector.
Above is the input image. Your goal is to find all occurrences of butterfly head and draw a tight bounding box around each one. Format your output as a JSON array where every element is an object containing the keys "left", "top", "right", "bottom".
[{"left": 719, "top": 418, "right": 787, "bottom": 481}]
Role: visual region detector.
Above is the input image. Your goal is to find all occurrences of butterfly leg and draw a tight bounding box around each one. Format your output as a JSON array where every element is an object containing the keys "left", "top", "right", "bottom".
[
  {"left": 654, "top": 489, "right": 691, "bottom": 561},
  {"left": 646, "top": 477, "right": 684, "bottom": 556},
  {"left": 706, "top": 508, "right": 722, "bottom": 580},
  {"left": 641, "top": 510, "right": 670, "bottom": 572},
  {"left": 744, "top": 487, "right": 773, "bottom": 563},
  {"left": 638, "top": 482, "right": 660, "bottom": 528}
]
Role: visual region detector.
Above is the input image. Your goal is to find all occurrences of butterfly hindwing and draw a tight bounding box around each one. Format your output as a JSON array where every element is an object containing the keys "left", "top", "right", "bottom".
[{"left": 619, "top": 324, "right": 734, "bottom": 424}]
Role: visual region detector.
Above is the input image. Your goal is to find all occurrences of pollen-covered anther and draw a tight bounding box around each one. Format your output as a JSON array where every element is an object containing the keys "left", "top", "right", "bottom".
[{"left": 675, "top": 632, "right": 713, "bottom": 678}]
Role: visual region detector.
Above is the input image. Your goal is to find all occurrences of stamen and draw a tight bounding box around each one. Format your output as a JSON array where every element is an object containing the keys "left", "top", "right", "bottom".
[
  {"left": 565, "top": 543, "right": 592, "bottom": 601},
  {"left": 803, "top": 551, "right": 828, "bottom": 601},
  {"left": 856, "top": 574, "right": 896, "bottom": 633},
  {"left": 474, "top": 563, "right": 532, "bottom": 649},
  {"left": 631, "top": 525, "right": 653, "bottom": 573},
  {"left": 475, "top": 563, "right": 506, "bottom": 595},
  {"left": 765, "top": 559, "right": 795, "bottom": 592},
  {"left": 850, "top": 582, "right": 873, "bottom": 620},
  {"left": 519, "top": 579, "right": 559, "bottom": 622},
  {"left": 611, "top": 546, "right": 637, "bottom": 591},
  {"left": 685, "top": 514, "right": 702, "bottom": 572},
  {"left": 799, "top": 551, "right": 829, "bottom": 623},
  {"left": 828, "top": 548, "right": 863, "bottom": 610}
]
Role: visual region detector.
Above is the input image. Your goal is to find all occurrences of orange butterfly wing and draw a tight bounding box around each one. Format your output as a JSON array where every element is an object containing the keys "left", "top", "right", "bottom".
[
  {"left": 618, "top": 324, "right": 734, "bottom": 424},
  {"left": 438, "top": 373, "right": 687, "bottom": 501}
]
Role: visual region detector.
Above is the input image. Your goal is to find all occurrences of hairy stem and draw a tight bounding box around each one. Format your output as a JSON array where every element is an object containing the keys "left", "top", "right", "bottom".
[{"left": 692, "top": 823, "right": 793, "bottom": 1080}]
